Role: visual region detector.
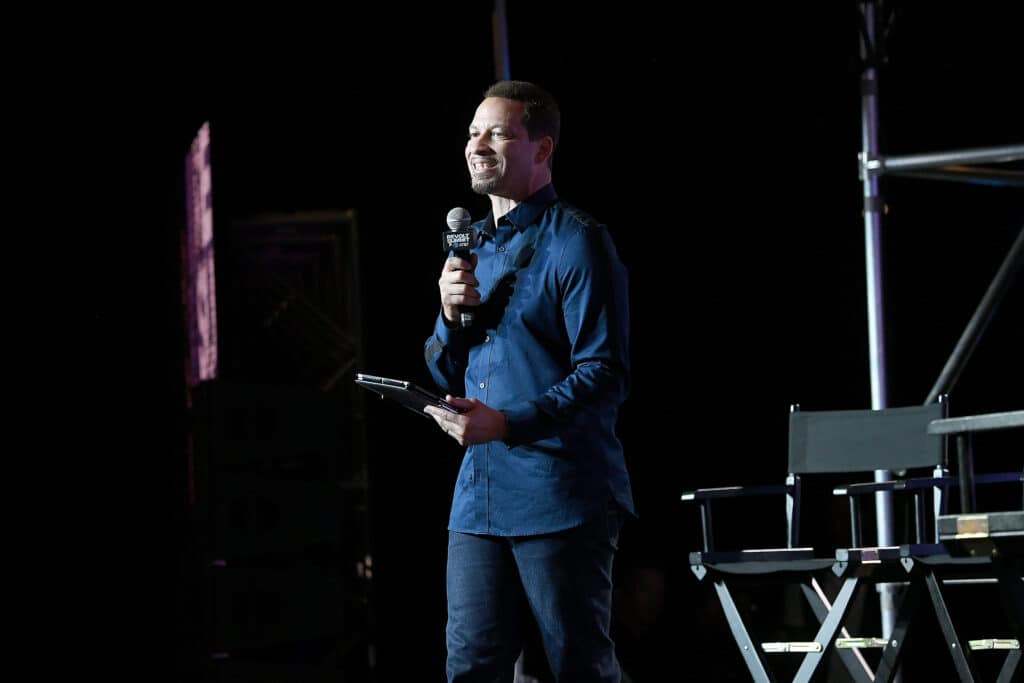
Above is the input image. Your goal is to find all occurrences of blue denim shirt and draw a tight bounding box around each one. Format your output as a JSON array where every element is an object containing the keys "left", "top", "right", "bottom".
[{"left": 425, "top": 184, "right": 634, "bottom": 535}]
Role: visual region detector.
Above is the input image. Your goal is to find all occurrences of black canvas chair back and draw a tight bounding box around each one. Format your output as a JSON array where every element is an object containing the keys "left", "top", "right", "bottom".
[
  {"left": 790, "top": 403, "right": 949, "bottom": 551},
  {"left": 789, "top": 403, "right": 945, "bottom": 475}
]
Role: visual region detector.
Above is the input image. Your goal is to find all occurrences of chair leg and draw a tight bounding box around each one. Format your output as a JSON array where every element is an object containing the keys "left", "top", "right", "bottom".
[
  {"left": 923, "top": 570, "right": 977, "bottom": 681},
  {"left": 793, "top": 577, "right": 860, "bottom": 683},
  {"left": 712, "top": 579, "right": 772, "bottom": 683},
  {"left": 799, "top": 579, "right": 874, "bottom": 682},
  {"left": 874, "top": 579, "right": 923, "bottom": 683},
  {"left": 995, "top": 559, "right": 1024, "bottom": 635},
  {"left": 991, "top": 559, "right": 1024, "bottom": 683},
  {"left": 995, "top": 648, "right": 1021, "bottom": 683}
]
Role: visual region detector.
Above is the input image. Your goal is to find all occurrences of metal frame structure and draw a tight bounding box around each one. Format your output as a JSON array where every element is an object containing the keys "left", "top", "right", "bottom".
[
  {"left": 856, "top": 0, "right": 1024, "bottom": 643},
  {"left": 184, "top": 208, "right": 376, "bottom": 682}
]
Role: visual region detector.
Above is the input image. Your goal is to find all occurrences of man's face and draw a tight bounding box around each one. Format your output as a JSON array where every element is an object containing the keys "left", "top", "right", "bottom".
[{"left": 465, "top": 97, "right": 540, "bottom": 199}]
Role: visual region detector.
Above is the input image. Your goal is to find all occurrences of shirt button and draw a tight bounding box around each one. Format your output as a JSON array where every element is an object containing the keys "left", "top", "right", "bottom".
[
  {"left": 479, "top": 382, "right": 486, "bottom": 389},
  {"left": 498, "top": 245, "right": 505, "bottom": 252}
]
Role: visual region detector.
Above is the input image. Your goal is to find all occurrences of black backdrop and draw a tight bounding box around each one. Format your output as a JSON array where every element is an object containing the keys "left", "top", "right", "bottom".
[{"left": 13, "top": 1, "right": 1023, "bottom": 680}]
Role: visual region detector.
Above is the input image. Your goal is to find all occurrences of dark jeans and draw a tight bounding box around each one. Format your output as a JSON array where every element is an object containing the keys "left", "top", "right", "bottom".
[{"left": 446, "top": 503, "right": 624, "bottom": 683}]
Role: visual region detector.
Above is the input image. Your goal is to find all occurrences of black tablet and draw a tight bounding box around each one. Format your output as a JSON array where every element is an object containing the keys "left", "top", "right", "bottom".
[{"left": 354, "top": 373, "right": 464, "bottom": 418}]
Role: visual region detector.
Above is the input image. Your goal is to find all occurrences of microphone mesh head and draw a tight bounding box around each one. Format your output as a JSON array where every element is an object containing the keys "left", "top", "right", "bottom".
[{"left": 446, "top": 207, "right": 472, "bottom": 231}]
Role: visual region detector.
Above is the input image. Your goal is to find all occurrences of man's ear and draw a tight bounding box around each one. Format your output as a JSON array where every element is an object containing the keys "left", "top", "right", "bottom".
[{"left": 535, "top": 136, "right": 554, "bottom": 165}]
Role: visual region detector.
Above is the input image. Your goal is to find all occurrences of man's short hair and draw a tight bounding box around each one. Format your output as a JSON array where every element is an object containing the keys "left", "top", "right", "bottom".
[{"left": 483, "top": 80, "right": 560, "bottom": 150}]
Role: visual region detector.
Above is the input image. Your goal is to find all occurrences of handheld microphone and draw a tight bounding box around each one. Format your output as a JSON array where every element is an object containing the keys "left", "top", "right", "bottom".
[{"left": 443, "top": 207, "right": 478, "bottom": 329}]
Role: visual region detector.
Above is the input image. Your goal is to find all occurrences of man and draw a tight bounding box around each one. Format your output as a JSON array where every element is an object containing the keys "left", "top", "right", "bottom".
[{"left": 424, "top": 79, "right": 633, "bottom": 682}]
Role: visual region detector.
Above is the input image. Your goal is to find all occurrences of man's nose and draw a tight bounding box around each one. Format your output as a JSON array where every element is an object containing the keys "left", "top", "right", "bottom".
[{"left": 467, "top": 135, "right": 492, "bottom": 155}]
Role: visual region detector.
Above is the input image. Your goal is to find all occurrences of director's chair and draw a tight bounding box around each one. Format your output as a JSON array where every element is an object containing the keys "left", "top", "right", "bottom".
[
  {"left": 682, "top": 402, "right": 956, "bottom": 681},
  {"left": 684, "top": 401, "right": 1024, "bottom": 681}
]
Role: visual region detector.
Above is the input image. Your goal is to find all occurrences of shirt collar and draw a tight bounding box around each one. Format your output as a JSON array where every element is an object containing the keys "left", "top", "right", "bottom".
[{"left": 481, "top": 184, "right": 558, "bottom": 238}]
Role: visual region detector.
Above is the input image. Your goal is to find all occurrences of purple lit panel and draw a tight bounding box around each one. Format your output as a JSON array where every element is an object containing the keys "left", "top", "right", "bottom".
[{"left": 184, "top": 122, "right": 218, "bottom": 387}]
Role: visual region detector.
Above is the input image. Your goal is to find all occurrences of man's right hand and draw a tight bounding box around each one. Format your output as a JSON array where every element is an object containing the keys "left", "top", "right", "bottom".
[{"left": 438, "top": 253, "right": 480, "bottom": 325}]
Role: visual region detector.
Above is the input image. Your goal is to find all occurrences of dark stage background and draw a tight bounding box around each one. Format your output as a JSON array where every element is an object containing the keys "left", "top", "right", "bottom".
[{"left": 13, "top": 1, "right": 1022, "bottom": 681}]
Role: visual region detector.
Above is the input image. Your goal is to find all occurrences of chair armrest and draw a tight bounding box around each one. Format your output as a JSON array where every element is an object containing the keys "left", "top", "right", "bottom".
[
  {"left": 976, "top": 471, "right": 1024, "bottom": 485},
  {"left": 834, "top": 475, "right": 957, "bottom": 497},
  {"left": 681, "top": 481, "right": 796, "bottom": 554},
  {"left": 834, "top": 472, "right": 1022, "bottom": 497},
  {"left": 681, "top": 482, "right": 790, "bottom": 502}
]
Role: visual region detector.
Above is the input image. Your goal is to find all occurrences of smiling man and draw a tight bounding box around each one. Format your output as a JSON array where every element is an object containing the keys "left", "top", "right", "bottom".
[{"left": 424, "top": 80, "right": 634, "bottom": 683}]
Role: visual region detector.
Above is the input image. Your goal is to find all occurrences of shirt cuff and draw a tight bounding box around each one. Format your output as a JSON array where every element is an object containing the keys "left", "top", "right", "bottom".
[
  {"left": 434, "top": 310, "right": 462, "bottom": 341},
  {"left": 500, "top": 401, "right": 553, "bottom": 447}
]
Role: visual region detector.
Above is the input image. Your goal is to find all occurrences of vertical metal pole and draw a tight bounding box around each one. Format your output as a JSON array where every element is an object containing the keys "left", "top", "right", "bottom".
[
  {"left": 858, "top": 0, "right": 898, "bottom": 643},
  {"left": 492, "top": 0, "right": 511, "bottom": 80}
]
